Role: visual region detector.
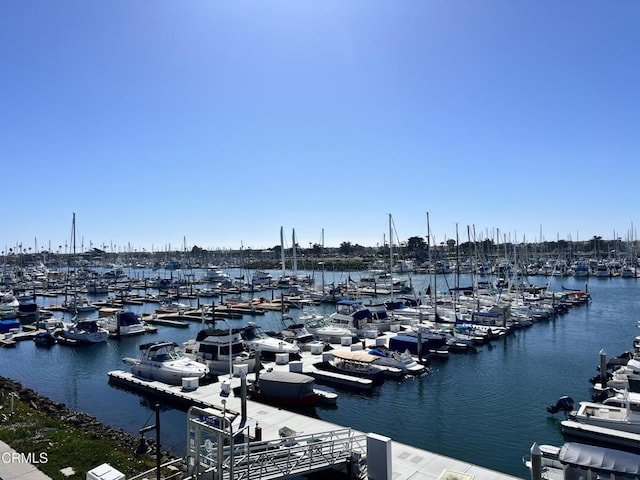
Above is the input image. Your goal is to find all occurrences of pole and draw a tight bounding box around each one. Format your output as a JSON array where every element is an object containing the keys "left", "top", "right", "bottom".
[
  {"left": 222, "top": 319, "right": 233, "bottom": 378},
  {"left": 600, "top": 349, "right": 607, "bottom": 388},
  {"left": 530, "top": 442, "right": 541, "bottom": 480},
  {"left": 155, "top": 403, "right": 161, "bottom": 480}
]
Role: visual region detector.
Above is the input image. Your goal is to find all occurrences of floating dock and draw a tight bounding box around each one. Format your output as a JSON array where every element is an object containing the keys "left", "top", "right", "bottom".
[{"left": 108, "top": 344, "right": 521, "bottom": 480}]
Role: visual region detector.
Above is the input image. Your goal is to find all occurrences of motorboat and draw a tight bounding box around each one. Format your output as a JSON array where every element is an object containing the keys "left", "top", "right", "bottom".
[
  {"left": 16, "top": 297, "right": 39, "bottom": 319},
  {"left": 241, "top": 322, "right": 301, "bottom": 361},
  {"left": 250, "top": 270, "right": 273, "bottom": 287},
  {"left": 367, "top": 346, "right": 427, "bottom": 376},
  {"left": 0, "top": 318, "right": 20, "bottom": 333},
  {"left": 183, "top": 321, "right": 256, "bottom": 376},
  {"left": 62, "top": 294, "right": 97, "bottom": 313},
  {"left": 33, "top": 330, "right": 56, "bottom": 347},
  {"left": 313, "top": 350, "right": 389, "bottom": 384},
  {"left": 100, "top": 310, "right": 146, "bottom": 336},
  {"left": 155, "top": 301, "right": 190, "bottom": 315},
  {"left": 86, "top": 279, "right": 110, "bottom": 294},
  {"left": 203, "top": 267, "right": 231, "bottom": 283},
  {"left": 58, "top": 317, "right": 109, "bottom": 344},
  {"left": 304, "top": 314, "right": 357, "bottom": 344},
  {"left": 246, "top": 370, "right": 336, "bottom": 407},
  {"left": 328, "top": 299, "right": 396, "bottom": 335},
  {"left": 123, "top": 341, "right": 209, "bottom": 386},
  {"left": 280, "top": 315, "right": 315, "bottom": 343},
  {"left": 566, "top": 395, "right": 640, "bottom": 434},
  {"left": 279, "top": 316, "right": 325, "bottom": 352},
  {"left": 389, "top": 329, "right": 448, "bottom": 360},
  {"left": 592, "top": 358, "right": 640, "bottom": 391},
  {"left": 523, "top": 442, "right": 640, "bottom": 480}
]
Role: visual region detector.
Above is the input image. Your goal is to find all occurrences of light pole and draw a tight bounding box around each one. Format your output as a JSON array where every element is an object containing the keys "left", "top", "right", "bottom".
[
  {"left": 221, "top": 318, "right": 233, "bottom": 378},
  {"left": 136, "top": 403, "right": 161, "bottom": 480}
]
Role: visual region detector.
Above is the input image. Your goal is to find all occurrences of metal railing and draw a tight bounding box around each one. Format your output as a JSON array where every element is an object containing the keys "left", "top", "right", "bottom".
[{"left": 193, "top": 428, "right": 367, "bottom": 480}]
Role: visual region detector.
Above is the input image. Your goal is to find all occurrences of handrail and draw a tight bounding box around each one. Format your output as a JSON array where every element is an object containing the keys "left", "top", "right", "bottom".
[{"left": 193, "top": 428, "right": 367, "bottom": 480}]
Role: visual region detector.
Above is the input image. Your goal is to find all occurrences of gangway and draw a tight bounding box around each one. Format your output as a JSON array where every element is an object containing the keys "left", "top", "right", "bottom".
[{"left": 186, "top": 406, "right": 367, "bottom": 480}]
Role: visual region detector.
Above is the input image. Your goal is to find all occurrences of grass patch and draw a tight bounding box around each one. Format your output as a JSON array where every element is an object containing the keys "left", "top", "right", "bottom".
[{"left": 0, "top": 391, "right": 165, "bottom": 480}]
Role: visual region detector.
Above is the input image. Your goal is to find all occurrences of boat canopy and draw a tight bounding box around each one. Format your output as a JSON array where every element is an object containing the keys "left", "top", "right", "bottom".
[
  {"left": 559, "top": 442, "right": 640, "bottom": 474},
  {"left": 260, "top": 370, "right": 314, "bottom": 385},
  {"left": 118, "top": 311, "right": 140, "bottom": 326},
  {"left": 139, "top": 341, "right": 177, "bottom": 351},
  {"left": 332, "top": 350, "right": 378, "bottom": 363},
  {"left": 258, "top": 371, "right": 315, "bottom": 398}
]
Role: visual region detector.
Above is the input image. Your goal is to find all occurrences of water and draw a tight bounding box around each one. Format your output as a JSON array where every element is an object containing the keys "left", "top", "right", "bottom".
[{"left": 2, "top": 270, "right": 638, "bottom": 478}]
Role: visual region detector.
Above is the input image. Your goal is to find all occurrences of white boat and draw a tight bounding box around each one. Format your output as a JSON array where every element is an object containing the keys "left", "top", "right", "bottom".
[
  {"left": 572, "top": 260, "right": 591, "bottom": 277},
  {"left": 203, "top": 267, "right": 231, "bottom": 283},
  {"left": 567, "top": 394, "right": 640, "bottom": 434},
  {"left": 366, "top": 346, "right": 427, "bottom": 376},
  {"left": 594, "top": 262, "right": 612, "bottom": 277},
  {"left": 241, "top": 322, "right": 301, "bottom": 360},
  {"left": 523, "top": 441, "right": 640, "bottom": 480},
  {"left": 123, "top": 341, "right": 209, "bottom": 385},
  {"left": 313, "top": 350, "right": 391, "bottom": 383},
  {"left": 279, "top": 316, "right": 320, "bottom": 350},
  {"left": 250, "top": 270, "right": 273, "bottom": 287},
  {"left": 63, "top": 294, "right": 98, "bottom": 313},
  {"left": 183, "top": 321, "right": 256, "bottom": 376},
  {"left": 100, "top": 310, "right": 146, "bottom": 336},
  {"left": 86, "top": 279, "right": 109, "bottom": 294},
  {"left": 594, "top": 358, "right": 640, "bottom": 391},
  {"left": 303, "top": 314, "right": 356, "bottom": 343},
  {"left": 59, "top": 317, "right": 109, "bottom": 344},
  {"left": 328, "top": 299, "right": 396, "bottom": 336}
]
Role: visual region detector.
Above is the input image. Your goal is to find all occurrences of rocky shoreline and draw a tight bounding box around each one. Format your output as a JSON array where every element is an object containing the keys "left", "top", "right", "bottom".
[{"left": 0, "top": 375, "right": 182, "bottom": 472}]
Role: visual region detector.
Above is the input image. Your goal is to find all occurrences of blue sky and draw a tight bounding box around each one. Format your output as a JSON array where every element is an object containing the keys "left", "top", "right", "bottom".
[{"left": 2, "top": 1, "right": 639, "bottom": 254}]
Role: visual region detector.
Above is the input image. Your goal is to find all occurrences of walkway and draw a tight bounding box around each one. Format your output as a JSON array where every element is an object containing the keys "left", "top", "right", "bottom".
[{"left": 0, "top": 441, "right": 51, "bottom": 480}]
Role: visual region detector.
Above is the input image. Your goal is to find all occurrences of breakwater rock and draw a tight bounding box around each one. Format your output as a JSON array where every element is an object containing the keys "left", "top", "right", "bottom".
[{"left": 0, "top": 375, "right": 183, "bottom": 473}]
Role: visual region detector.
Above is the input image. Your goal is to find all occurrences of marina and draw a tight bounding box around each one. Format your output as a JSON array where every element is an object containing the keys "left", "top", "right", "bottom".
[{"left": 1, "top": 265, "right": 640, "bottom": 478}]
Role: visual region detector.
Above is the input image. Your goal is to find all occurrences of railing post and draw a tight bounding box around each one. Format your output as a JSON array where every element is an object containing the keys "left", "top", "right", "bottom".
[{"left": 530, "top": 442, "right": 542, "bottom": 480}]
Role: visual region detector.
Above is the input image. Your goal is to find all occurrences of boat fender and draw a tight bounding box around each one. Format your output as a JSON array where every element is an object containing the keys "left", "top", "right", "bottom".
[{"left": 546, "top": 396, "right": 575, "bottom": 415}]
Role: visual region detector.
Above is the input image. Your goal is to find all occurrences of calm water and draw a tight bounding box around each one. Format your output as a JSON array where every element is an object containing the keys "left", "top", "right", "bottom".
[{"left": 2, "top": 270, "right": 638, "bottom": 478}]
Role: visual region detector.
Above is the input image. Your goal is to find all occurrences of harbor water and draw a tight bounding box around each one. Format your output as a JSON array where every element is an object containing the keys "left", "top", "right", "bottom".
[{"left": 2, "top": 270, "right": 639, "bottom": 478}]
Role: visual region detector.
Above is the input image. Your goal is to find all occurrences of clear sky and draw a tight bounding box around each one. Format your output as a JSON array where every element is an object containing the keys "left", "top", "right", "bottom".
[{"left": 2, "top": 1, "right": 639, "bottom": 254}]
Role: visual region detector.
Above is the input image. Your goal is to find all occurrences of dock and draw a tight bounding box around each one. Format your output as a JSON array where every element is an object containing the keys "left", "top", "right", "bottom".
[{"left": 108, "top": 337, "right": 521, "bottom": 480}]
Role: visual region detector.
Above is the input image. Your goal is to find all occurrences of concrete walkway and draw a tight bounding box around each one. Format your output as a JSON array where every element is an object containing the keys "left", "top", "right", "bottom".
[{"left": 0, "top": 441, "right": 51, "bottom": 480}]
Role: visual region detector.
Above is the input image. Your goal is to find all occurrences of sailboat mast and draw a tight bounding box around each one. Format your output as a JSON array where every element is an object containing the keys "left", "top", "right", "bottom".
[
  {"left": 292, "top": 228, "right": 297, "bottom": 277},
  {"left": 427, "top": 212, "right": 437, "bottom": 321},
  {"left": 280, "top": 226, "right": 286, "bottom": 278},
  {"left": 388, "top": 214, "right": 394, "bottom": 300}
]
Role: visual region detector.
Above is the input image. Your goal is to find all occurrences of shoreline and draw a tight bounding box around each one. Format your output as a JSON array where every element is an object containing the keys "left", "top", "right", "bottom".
[{"left": 0, "top": 375, "right": 184, "bottom": 478}]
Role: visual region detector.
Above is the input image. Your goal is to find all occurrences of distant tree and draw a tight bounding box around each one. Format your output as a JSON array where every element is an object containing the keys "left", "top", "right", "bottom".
[
  {"left": 339, "top": 241, "right": 352, "bottom": 256},
  {"left": 406, "top": 236, "right": 428, "bottom": 261}
]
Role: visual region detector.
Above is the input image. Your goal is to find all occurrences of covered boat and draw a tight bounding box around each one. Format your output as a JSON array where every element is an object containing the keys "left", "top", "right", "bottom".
[
  {"left": 524, "top": 442, "right": 640, "bottom": 479},
  {"left": 251, "top": 371, "right": 319, "bottom": 406},
  {"left": 314, "top": 350, "right": 390, "bottom": 384},
  {"left": 101, "top": 310, "right": 146, "bottom": 336}
]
